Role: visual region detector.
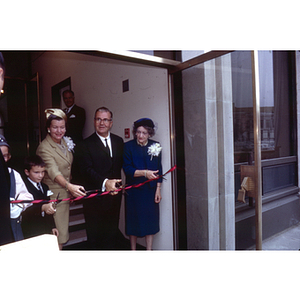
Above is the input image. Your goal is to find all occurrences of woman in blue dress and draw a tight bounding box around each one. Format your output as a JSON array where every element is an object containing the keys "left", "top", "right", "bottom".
[{"left": 123, "top": 118, "right": 162, "bottom": 250}]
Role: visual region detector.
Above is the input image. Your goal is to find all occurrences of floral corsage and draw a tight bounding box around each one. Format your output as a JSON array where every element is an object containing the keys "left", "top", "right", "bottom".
[
  {"left": 148, "top": 143, "right": 162, "bottom": 160},
  {"left": 63, "top": 136, "right": 75, "bottom": 152}
]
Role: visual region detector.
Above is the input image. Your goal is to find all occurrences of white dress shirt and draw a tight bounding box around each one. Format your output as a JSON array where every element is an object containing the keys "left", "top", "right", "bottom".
[
  {"left": 96, "top": 132, "right": 112, "bottom": 191},
  {"left": 9, "top": 168, "right": 33, "bottom": 219},
  {"left": 96, "top": 132, "right": 112, "bottom": 157}
]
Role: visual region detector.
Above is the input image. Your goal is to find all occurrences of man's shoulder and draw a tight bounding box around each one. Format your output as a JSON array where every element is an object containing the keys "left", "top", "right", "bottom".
[
  {"left": 81, "top": 132, "right": 99, "bottom": 147},
  {"left": 11, "top": 168, "right": 22, "bottom": 178},
  {"left": 110, "top": 133, "right": 124, "bottom": 144},
  {"left": 83, "top": 132, "right": 123, "bottom": 144},
  {"left": 73, "top": 105, "right": 85, "bottom": 113},
  {"left": 84, "top": 132, "right": 97, "bottom": 142}
]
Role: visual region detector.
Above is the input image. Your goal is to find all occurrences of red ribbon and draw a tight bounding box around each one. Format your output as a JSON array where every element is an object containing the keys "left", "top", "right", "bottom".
[{"left": 11, "top": 165, "right": 177, "bottom": 205}]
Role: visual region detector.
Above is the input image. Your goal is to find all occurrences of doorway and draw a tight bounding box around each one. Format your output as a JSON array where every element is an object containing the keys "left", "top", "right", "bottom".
[{"left": 1, "top": 74, "right": 40, "bottom": 173}]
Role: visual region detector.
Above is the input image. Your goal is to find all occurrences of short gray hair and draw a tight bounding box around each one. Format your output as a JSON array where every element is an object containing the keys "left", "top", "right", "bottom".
[{"left": 94, "top": 107, "right": 113, "bottom": 119}]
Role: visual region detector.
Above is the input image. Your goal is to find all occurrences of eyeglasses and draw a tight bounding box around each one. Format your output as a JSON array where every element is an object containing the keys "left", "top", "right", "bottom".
[{"left": 94, "top": 118, "right": 112, "bottom": 124}]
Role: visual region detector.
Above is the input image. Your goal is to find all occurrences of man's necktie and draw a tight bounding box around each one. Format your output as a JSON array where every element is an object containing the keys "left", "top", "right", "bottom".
[
  {"left": 37, "top": 183, "right": 43, "bottom": 192},
  {"left": 105, "top": 138, "right": 111, "bottom": 157}
]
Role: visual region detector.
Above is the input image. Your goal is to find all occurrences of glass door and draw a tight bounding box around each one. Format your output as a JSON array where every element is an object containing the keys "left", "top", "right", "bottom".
[
  {"left": 1, "top": 73, "right": 40, "bottom": 172},
  {"left": 169, "top": 50, "right": 298, "bottom": 250},
  {"left": 170, "top": 51, "right": 237, "bottom": 250}
]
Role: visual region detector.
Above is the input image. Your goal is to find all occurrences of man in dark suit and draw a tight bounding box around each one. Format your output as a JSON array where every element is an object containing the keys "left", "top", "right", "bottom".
[
  {"left": 62, "top": 90, "right": 86, "bottom": 145},
  {"left": 77, "top": 107, "right": 124, "bottom": 250},
  {"left": 0, "top": 52, "right": 14, "bottom": 245}
]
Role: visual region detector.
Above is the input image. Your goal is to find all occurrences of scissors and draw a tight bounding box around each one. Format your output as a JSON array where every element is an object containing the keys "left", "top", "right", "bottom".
[{"left": 52, "top": 192, "right": 60, "bottom": 209}]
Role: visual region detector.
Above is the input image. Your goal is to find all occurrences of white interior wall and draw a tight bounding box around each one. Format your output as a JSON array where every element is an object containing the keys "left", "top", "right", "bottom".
[{"left": 31, "top": 51, "right": 174, "bottom": 250}]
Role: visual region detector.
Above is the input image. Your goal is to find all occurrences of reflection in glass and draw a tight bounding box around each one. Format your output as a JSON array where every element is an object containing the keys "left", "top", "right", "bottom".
[
  {"left": 232, "top": 51, "right": 254, "bottom": 163},
  {"left": 233, "top": 50, "right": 295, "bottom": 164},
  {"left": 233, "top": 50, "right": 297, "bottom": 203}
]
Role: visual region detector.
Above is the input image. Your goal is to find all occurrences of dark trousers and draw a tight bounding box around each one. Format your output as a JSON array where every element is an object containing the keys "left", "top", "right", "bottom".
[
  {"left": 83, "top": 194, "right": 122, "bottom": 250},
  {"left": 11, "top": 216, "right": 24, "bottom": 241}
]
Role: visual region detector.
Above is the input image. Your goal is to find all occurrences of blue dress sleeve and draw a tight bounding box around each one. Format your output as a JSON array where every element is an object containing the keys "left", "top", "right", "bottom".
[
  {"left": 156, "top": 151, "right": 163, "bottom": 184},
  {"left": 123, "top": 141, "right": 136, "bottom": 179}
]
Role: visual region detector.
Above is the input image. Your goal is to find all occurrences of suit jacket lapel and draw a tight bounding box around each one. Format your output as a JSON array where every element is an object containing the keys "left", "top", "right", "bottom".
[
  {"left": 92, "top": 133, "right": 104, "bottom": 154},
  {"left": 93, "top": 132, "right": 113, "bottom": 157},
  {"left": 110, "top": 134, "right": 118, "bottom": 160},
  {"left": 46, "top": 135, "right": 72, "bottom": 164},
  {"left": 68, "top": 104, "right": 77, "bottom": 116}
]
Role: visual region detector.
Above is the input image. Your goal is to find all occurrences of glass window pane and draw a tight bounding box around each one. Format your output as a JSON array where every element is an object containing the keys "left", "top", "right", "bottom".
[
  {"left": 232, "top": 51, "right": 254, "bottom": 164},
  {"left": 232, "top": 50, "right": 297, "bottom": 200},
  {"left": 263, "top": 163, "right": 296, "bottom": 194},
  {"left": 233, "top": 50, "right": 296, "bottom": 163},
  {"left": 181, "top": 51, "right": 205, "bottom": 62}
]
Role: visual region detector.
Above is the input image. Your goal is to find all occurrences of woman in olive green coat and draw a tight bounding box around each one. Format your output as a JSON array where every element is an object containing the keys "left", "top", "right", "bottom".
[{"left": 37, "top": 108, "right": 86, "bottom": 249}]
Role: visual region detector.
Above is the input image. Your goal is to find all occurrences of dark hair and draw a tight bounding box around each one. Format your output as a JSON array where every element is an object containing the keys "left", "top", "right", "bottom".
[
  {"left": 45, "top": 114, "right": 66, "bottom": 131},
  {"left": 133, "top": 125, "right": 155, "bottom": 138},
  {"left": 24, "top": 155, "right": 46, "bottom": 171},
  {"left": 94, "top": 107, "right": 113, "bottom": 119},
  {"left": 0, "top": 52, "right": 5, "bottom": 76},
  {"left": 62, "top": 90, "right": 74, "bottom": 97}
]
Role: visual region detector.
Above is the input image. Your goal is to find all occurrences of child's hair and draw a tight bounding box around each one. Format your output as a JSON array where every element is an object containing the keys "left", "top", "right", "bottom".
[{"left": 24, "top": 155, "right": 46, "bottom": 171}]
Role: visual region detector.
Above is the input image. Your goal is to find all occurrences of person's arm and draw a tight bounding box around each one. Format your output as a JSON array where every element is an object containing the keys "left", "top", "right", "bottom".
[
  {"left": 133, "top": 169, "right": 162, "bottom": 203},
  {"left": 155, "top": 183, "right": 162, "bottom": 203},
  {"left": 36, "top": 145, "right": 62, "bottom": 182},
  {"left": 155, "top": 146, "right": 163, "bottom": 203},
  {"left": 13, "top": 170, "right": 33, "bottom": 210},
  {"left": 52, "top": 228, "right": 59, "bottom": 236},
  {"left": 37, "top": 143, "right": 86, "bottom": 198},
  {"left": 54, "top": 174, "right": 86, "bottom": 198},
  {"left": 134, "top": 169, "right": 159, "bottom": 180},
  {"left": 123, "top": 141, "right": 159, "bottom": 180},
  {"left": 101, "top": 178, "right": 121, "bottom": 191},
  {"left": 41, "top": 203, "right": 56, "bottom": 215}
]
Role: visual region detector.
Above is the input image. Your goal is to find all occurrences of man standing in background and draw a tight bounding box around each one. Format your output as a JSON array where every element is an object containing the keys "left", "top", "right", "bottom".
[{"left": 62, "top": 90, "right": 86, "bottom": 145}]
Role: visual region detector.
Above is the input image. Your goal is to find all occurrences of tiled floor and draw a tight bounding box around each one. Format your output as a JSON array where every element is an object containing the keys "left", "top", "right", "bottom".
[{"left": 249, "top": 223, "right": 300, "bottom": 250}]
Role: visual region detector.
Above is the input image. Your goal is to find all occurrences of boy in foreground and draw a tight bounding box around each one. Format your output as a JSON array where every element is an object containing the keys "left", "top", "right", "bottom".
[{"left": 21, "top": 155, "right": 58, "bottom": 239}]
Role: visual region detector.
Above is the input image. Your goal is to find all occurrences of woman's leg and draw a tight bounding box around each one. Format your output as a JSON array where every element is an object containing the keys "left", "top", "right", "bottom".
[
  {"left": 53, "top": 201, "right": 69, "bottom": 250},
  {"left": 145, "top": 235, "right": 153, "bottom": 250},
  {"left": 130, "top": 235, "right": 137, "bottom": 250}
]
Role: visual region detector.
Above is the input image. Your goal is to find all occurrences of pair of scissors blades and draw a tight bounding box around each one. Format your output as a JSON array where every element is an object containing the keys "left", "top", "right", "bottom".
[{"left": 52, "top": 192, "right": 60, "bottom": 209}]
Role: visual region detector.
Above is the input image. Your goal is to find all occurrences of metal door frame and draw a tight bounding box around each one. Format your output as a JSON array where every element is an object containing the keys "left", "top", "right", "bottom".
[{"left": 76, "top": 50, "right": 262, "bottom": 250}]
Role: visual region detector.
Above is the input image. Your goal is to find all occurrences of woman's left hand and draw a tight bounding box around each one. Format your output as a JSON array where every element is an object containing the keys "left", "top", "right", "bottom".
[{"left": 155, "top": 187, "right": 162, "bottom": 203}]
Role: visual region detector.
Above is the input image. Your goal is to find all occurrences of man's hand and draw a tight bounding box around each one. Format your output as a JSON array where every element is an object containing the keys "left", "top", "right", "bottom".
[
  {"left": 105, "top": 179, "right": 122, "bottom": 195},
  {"left": 42, "top": 203, "right": 56, "bottom": 215}
]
